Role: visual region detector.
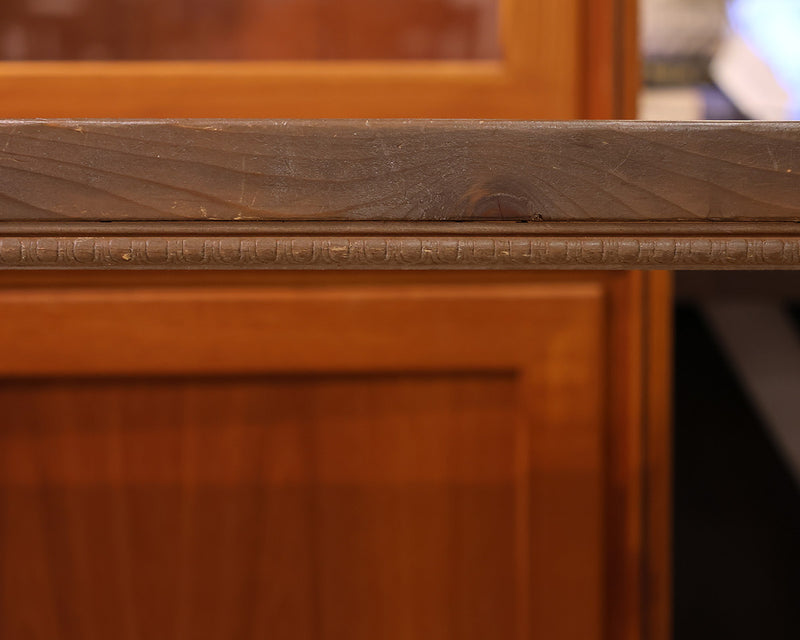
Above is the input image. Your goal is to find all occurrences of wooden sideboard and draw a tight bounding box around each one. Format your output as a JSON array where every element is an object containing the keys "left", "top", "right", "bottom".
[
  {"left": 1, "top": 118, "right": 798, "bottom": 640},
  {"left": 0, "top": 2, "right": 679, "bottom": 639}
]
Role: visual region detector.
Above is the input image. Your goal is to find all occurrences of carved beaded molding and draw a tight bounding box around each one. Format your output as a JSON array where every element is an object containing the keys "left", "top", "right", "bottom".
[{"left": 2, "top": 233, "right": 799, "bottom": 269}]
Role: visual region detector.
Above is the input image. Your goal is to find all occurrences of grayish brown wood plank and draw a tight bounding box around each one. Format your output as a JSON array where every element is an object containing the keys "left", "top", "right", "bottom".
[
  {"left": 1, "top": 119, "right": 798, "bottom": 269},
  {"left": 0, "top": 119, "right": 798, "bottom": 223}
]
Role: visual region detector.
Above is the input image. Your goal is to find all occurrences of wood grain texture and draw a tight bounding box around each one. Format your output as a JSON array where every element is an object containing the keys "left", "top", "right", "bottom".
[
  {"left": 0, "top": 272, "right": 607, "bottom": 640},
  {"left": 0, "top": 120, "right": 797, "bottom": 223},
  {"left": 0, "top": 374, "right": 524, "bottom": 640}
]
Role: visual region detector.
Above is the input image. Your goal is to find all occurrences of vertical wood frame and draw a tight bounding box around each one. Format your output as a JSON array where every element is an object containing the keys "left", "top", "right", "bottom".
[
  {"left": 644, "top": 271, "right": 673, "bottom": 640},
  {"left": 0, "top": 0, "right": 630, "bottom": 119}
]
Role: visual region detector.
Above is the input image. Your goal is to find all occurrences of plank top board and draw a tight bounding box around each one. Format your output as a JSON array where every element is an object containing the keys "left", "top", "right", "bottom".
[{"left": 0, "top": 119, "right": 798, "bottom": 224}]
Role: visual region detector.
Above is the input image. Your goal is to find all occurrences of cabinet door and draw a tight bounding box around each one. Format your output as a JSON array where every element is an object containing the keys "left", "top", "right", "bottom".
[
  {"left": 0, "top": 0, "right": 633, "bottom": 119},
  {"left": 0, "top": 271, "right": 622, "bottom": 640}
]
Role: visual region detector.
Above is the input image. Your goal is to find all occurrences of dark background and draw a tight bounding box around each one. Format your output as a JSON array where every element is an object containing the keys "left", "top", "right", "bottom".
[{"left": 674, "top": 301, "right": 800, "bottom": 639}]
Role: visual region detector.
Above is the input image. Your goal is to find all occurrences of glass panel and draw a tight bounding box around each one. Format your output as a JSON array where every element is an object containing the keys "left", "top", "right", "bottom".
[{"left": 0, "top": 0, "right": 501, "bottom": 61}]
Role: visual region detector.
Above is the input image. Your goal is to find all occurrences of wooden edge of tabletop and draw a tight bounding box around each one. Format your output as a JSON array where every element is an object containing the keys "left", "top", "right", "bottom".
[{"left": 0, "top": 120, "right": 797, "bottom": 269}]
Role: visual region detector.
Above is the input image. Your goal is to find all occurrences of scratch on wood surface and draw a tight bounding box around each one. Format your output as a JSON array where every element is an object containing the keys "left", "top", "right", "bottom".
[
  {"left": 610, "top": 148, "right": 633, "bottom": 175},
  {"left": 2, "top": 126, "right": 17, "bottom": 151},
  {"left": 767, "top": 145, "right": 779, "bottom": 170}
]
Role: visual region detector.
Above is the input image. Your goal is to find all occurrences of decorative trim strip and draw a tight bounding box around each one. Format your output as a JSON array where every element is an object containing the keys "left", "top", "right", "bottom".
[{"left": 2, "top": 235, "right": 799, "bottom": 269}]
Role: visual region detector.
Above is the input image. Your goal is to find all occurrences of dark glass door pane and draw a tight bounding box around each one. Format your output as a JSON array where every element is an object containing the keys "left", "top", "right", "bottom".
[{"left": 0, "top": 0, "right": 501, "bottom": 61}]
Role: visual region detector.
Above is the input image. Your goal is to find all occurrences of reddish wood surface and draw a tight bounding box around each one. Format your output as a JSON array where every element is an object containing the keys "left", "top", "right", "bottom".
[
  {"left": 0, "top": 271, "right": 614, "bottom": 640},
  {"left": 0, "top": 0, "right": 501, "bottom": 61},
  {"left": 0, "top": 0, "right": 618, "bottom": 119},
  {"left": 645, "top": 271, "right": 674, "bottom": 640},
  {"left": 0, "top": 3, "right": 674, "bottom": 637}
]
